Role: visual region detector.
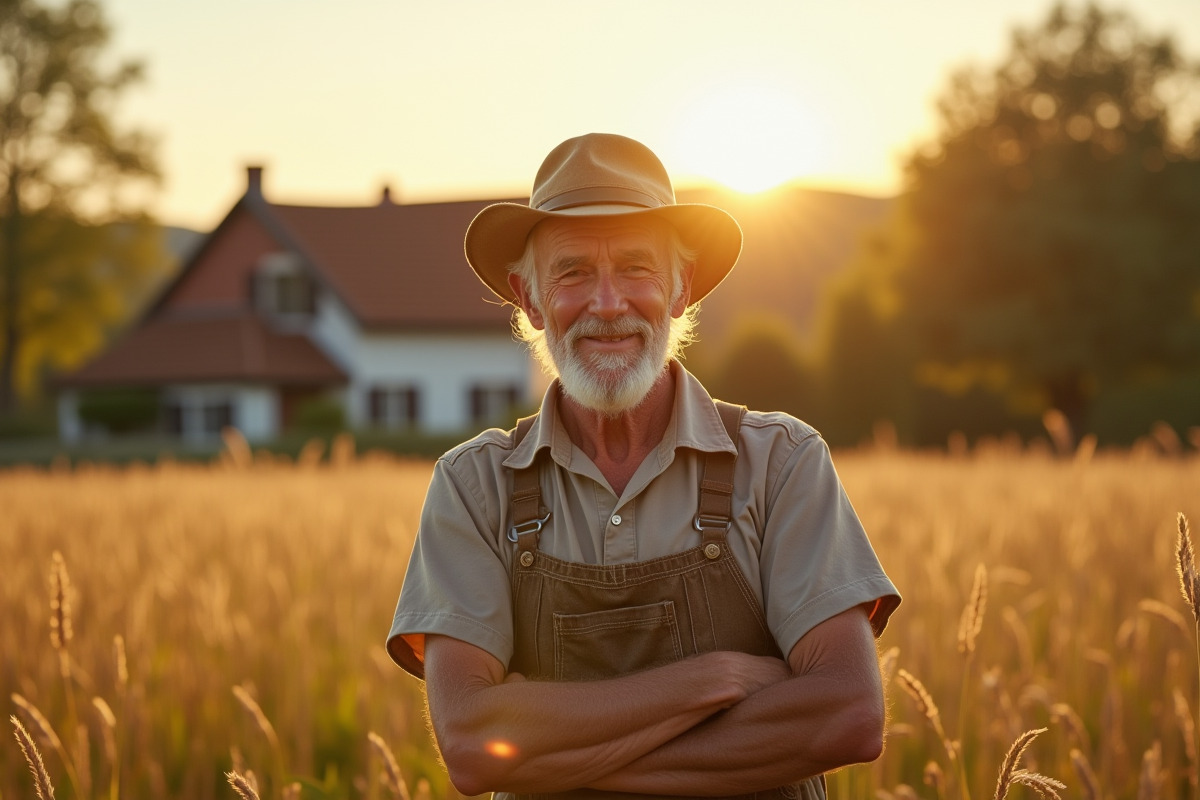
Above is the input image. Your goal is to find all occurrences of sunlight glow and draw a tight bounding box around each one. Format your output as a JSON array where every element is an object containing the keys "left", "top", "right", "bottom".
[
  {"left": 671, "top": 79, "right": 825, "bottom": 194},
  {"left": 486, "top": 740, "right": 517, "bottom": 758}
]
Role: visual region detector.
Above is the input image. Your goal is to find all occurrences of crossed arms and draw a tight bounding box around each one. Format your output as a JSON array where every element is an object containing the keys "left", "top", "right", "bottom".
[{"left": 422, "top": 603, "right": 884, "bottom": 797}]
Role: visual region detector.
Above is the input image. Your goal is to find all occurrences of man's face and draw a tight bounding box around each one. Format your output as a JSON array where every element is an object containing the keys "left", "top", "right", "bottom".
[{"left": 519, "top": 216, "right": 691, "bottom": 415}]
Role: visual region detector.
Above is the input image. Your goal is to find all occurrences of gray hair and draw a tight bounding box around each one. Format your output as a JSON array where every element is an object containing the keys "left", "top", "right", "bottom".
[{"left": 507, "top": 222, "right": 700, "bottom": 377}]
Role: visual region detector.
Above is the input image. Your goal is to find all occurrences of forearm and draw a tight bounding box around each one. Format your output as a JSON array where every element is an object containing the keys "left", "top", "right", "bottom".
[
  {"left": 425, "top": 637, "right": 788, "bottom": 796},
  {"left": 591, "top": 607, "right": 885, "bottom": 796},
  {"left": 591, "top": 667, "right": 882, "bottom": 795}
]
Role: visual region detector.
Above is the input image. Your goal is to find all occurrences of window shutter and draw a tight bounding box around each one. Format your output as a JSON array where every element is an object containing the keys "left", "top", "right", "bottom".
[
  {"left": 469, "top": 386, "right": 484, "bottom": 423},
  {"left": 369, "top": 388, "right": 384, "bottom": 424},
  {"left": 406, "top": 388, "right": 419, "bottom": 425}
]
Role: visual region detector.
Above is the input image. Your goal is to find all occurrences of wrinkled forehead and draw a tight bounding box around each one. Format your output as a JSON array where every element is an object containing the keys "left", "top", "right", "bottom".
[{"left": 530, "top": 214, "right": 673, "bottom": 264}]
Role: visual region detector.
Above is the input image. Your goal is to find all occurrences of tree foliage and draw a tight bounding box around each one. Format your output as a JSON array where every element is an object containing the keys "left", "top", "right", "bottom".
[
  {"left": 818, "top": 2, "right": 1200, "bottom": 444},
  {"left": 0, "top": 0, "right": 161, "bottom": 410},
  {"left": 705, "top": 315, "right": 817, "bottom": 420}
]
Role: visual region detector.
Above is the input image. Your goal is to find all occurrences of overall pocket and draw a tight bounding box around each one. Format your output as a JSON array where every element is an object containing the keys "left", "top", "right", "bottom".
[{"left": 553, "top": 600, "right": 683, "bottom": 681}]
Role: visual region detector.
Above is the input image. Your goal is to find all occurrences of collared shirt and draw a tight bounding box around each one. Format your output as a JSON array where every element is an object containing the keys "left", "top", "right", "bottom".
[{"left": 387, "top": 361, "right": 899, "bottom": 678}]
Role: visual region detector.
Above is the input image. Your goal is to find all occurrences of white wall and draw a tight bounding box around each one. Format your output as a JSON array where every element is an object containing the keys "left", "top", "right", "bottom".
[
  {"left": 354, "top": 332, "right": 530, "bottom": 431},
  {"left": 307, "top": 290, "right": 531, "bottom": 432},
  {"left": 57, "top": 390, "right": 82, "bottom": 443},
  {"left": 163, "top": 383, "right": 280, "bottom": 443}
]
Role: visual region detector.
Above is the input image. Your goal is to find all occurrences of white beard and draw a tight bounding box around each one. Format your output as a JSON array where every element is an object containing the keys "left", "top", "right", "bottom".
[{"left": 546, "top": 312, "right": 672, "bottom": 416}]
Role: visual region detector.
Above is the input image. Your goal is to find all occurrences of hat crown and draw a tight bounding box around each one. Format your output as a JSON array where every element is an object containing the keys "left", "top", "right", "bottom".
[{"left": 530, "top": 133, "right": 677, "bottom": 213}]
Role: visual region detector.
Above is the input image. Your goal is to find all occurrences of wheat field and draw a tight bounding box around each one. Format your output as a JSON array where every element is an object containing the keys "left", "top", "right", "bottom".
[{"left": 2, "top": 432, "right": 1197, "bottom": 800}]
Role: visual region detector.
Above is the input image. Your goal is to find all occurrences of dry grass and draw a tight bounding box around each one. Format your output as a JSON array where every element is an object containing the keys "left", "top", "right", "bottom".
[{"left": 1, "top": 440, "right": 1198, "bottom": 798}]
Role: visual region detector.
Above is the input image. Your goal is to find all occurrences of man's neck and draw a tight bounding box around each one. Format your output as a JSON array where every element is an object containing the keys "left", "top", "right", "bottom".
[{"left": 557, "top": 367, "right": 676, "bottom": 496}]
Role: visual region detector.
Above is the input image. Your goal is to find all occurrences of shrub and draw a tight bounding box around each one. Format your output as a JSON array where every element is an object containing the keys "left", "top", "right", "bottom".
[{"left": 77, "top": 387, "right": 159, "bottom": 433}]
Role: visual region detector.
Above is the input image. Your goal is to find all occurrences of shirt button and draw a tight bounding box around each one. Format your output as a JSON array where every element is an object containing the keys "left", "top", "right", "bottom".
[{"left": 611, "top": 514, "right": 622, "bottom": 526}]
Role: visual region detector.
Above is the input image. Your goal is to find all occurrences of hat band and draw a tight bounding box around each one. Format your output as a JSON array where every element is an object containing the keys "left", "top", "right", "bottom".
[{"left": 536, "top": 185, "right": 667, "bottom": 213}]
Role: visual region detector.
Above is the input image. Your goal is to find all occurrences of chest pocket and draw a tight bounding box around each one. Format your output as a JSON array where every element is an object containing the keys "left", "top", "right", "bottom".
[{"left": 553, "top": 600, "right": 683, "bottom": 681}]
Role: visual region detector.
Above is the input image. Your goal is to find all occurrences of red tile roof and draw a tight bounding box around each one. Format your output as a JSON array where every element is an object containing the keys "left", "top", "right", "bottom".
[
  {"left": 269, "top": 198, "right": 518, "bottom": 330},
  {"left": 59, "top": 311, "right": 347, "bottom": 387}
]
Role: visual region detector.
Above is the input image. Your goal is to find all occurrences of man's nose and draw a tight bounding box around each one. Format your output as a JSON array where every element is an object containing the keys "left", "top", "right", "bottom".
[{"left": 588, "top": 267, "right": 628, "bottom": 319}]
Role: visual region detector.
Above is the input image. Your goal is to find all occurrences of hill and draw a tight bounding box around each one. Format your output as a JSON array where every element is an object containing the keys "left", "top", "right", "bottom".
[{"left": 676, "top": 184, "right": 893, "bottom": 364}]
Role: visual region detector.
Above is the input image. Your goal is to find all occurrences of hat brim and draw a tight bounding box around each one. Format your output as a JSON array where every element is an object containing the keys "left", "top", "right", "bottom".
[{"left": 464, "top": 202, "right": 743, "bottom": 305}]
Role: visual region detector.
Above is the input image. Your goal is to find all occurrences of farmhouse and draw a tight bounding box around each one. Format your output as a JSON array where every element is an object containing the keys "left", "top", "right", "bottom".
[{"left": 56, "top": 167, "right": 533, "bottom": 443}]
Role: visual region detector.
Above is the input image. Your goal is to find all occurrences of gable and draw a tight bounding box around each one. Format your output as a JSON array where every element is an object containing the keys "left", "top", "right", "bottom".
[
  {"left": 271, "top": 200, "right": 515, "bottom": 331},
  {"left": 159, "top": 204, "right": 284, "bottom": 314}
]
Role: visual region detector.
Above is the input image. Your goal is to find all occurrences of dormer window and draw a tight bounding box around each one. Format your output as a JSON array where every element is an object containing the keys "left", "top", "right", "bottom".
[
  {"left": 274, "top": 272, "right": 315, "bottom": 314},
  {"left": 252, "top": 253, "right": 316, "bottom": 318}
]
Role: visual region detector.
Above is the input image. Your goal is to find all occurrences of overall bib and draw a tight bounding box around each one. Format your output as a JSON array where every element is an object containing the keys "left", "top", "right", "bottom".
[{"left": 497, "top": 402, "right": 825, "bottom": 800}]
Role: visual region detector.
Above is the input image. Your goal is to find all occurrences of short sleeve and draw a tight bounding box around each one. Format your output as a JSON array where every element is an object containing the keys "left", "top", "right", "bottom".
[
  {"left": 386, "top": 455, "right": 515, "bottom": 679},
  {"left": 759, "top": 433, "right": 900, "bottom": 657}
]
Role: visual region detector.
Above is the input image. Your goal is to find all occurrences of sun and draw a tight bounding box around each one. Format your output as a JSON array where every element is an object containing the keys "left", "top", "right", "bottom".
[{"left": 670, "top": 80, "right": 823, "bottom": 194}]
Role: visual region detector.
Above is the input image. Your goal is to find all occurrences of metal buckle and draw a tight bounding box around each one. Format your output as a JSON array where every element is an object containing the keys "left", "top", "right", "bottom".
[
  {"left": 508, "top": 511, "right": 552, "bottom": 542},
  {"left": 693, "top": 514, "right": 731, "bottom": 533}
]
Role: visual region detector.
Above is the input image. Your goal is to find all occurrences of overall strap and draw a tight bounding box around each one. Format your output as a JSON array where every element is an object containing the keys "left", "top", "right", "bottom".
[
  {"left": 695, "top": 401, "right": 746, "bottom": 546},
  {"left": 509, "top": 415, "right": 545, "bottom": 558}
]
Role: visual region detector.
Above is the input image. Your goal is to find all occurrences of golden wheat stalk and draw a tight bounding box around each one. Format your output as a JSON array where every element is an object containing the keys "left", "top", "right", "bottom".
[
  {"left": 896, "top": 669, "right": 948, "bottom": 744},
  {"left": 1049, "top": 703, "right": 1091, "bottom": 752},
  {"left": 994, "top": 728, "right": 1064, "bottom": 800},
  {"left": 368, "top": 731, "right": 412, "bottom": 800},
  {"left": 231, "top": 684, "right": 286, "bottom": 789},
  {"left": 1178, "top": 513, "right": 1200, "bottom": 621},
  {"left": 958, "top": 564, "right": 988, "bottom": 655},
  {"left": 221, "top": 427, "right": 253, "bottom": 469},
  {"left": 1069, "top": 748, "right": 1100, "bottom": 800},
  {"left": 113, "top": 635, "right": 129, "bottom": 688},
  {"left": 923, "top": 760, "right": 946, "bottom": 800},
  {"left": 93, "top": 697, "right": 120, "bottom": 800},
  {"left": 11, "top": 692, "right": 82, "bottom": 795},
  {"left": 231, "top": 685, "right": 282, "bottom": 753},
  {"left": 1139, "top": 598, "right": 1192, "bottom": 638},
  {"left": 49, "top": 551, "right": 73, "bottom": 653},
  {"left": 1138, "top": 741, "right": 1163, "bottom": 800},
  {"left": 896, "top": 665, "right": 964, "bottom": 798},
  {"left": 1174, "top": 688, "right": 1199, "bottom": 790},
  {"left": 12, "top": 693, "right": 64, "bottom": 754},
  {"left": 74, "top": 723, "right": 92, "bottom": 800},
  {"left": 12, "top": 715, "right": 56, "bottom": 800},
  {"left": 225, "top": 770, "right": 260, "bottom": 800},
  {"left": 1004, "top": 770, "right": 1066, "bottom": 800},
  {"left": 48, "top": 552, "right": 81, "bottom": 747}
]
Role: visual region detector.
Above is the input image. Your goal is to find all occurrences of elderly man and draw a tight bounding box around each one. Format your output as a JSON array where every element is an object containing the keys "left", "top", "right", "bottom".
[{"left": 387, "top": 133, "right": 900, "bottom": 800}]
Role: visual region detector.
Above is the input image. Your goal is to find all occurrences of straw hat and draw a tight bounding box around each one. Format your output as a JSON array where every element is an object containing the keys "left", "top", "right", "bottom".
[{"left": 464, "top": 133, "right": 742, "bottom": 305}]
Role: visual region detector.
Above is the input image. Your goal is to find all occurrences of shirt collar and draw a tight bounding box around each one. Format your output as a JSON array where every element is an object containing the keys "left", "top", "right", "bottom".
[
  {"left": 502, "top": 360, "right": 735, "bottom": 471},
  {"left": 665, "top": 360, "right": 738, "bottom": 456}
]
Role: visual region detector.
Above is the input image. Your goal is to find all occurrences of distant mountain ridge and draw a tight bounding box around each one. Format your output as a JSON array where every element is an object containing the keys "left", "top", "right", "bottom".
[{"left": 677, "top": 185, "right": 894, "bottom": 358}]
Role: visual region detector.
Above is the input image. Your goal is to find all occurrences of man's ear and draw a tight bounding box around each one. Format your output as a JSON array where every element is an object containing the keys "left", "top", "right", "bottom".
[
  {"left": 671, "top": 262, "right": 696, "bottom": 318},
  {"left": 508, "top": 272, "right": 545, "bottom": 330}
]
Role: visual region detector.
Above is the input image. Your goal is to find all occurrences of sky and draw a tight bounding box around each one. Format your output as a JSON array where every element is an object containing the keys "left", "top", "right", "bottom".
[{"left": 103, "top": 0, "right": 1200, "bottom": 231}]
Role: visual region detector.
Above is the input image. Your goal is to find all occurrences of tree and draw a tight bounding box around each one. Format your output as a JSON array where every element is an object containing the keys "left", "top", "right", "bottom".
[
  {"left": 705, "top": 315, "right": 817, "bottom": 421},
  {"left": 0, "top": 0, "right": 159, "bottom": 412},
  {"left": 818, "top": 3, "right": 1200, "bottom": 442}
]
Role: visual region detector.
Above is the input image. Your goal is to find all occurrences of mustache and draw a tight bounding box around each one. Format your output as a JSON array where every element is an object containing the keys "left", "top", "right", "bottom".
[{"left": 565, "top": 316, "right": 654, "bottom": 343}]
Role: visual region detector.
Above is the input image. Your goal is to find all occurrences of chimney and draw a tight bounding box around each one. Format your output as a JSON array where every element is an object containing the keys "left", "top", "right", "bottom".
[{"left": 246, "top": 165, "right": 264, "bottom": 199}]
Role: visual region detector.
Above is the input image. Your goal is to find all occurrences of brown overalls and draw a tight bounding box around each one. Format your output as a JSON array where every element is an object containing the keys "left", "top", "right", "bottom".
[{"left": 496, "top": 402, "right": 825, "bottom": 800}]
